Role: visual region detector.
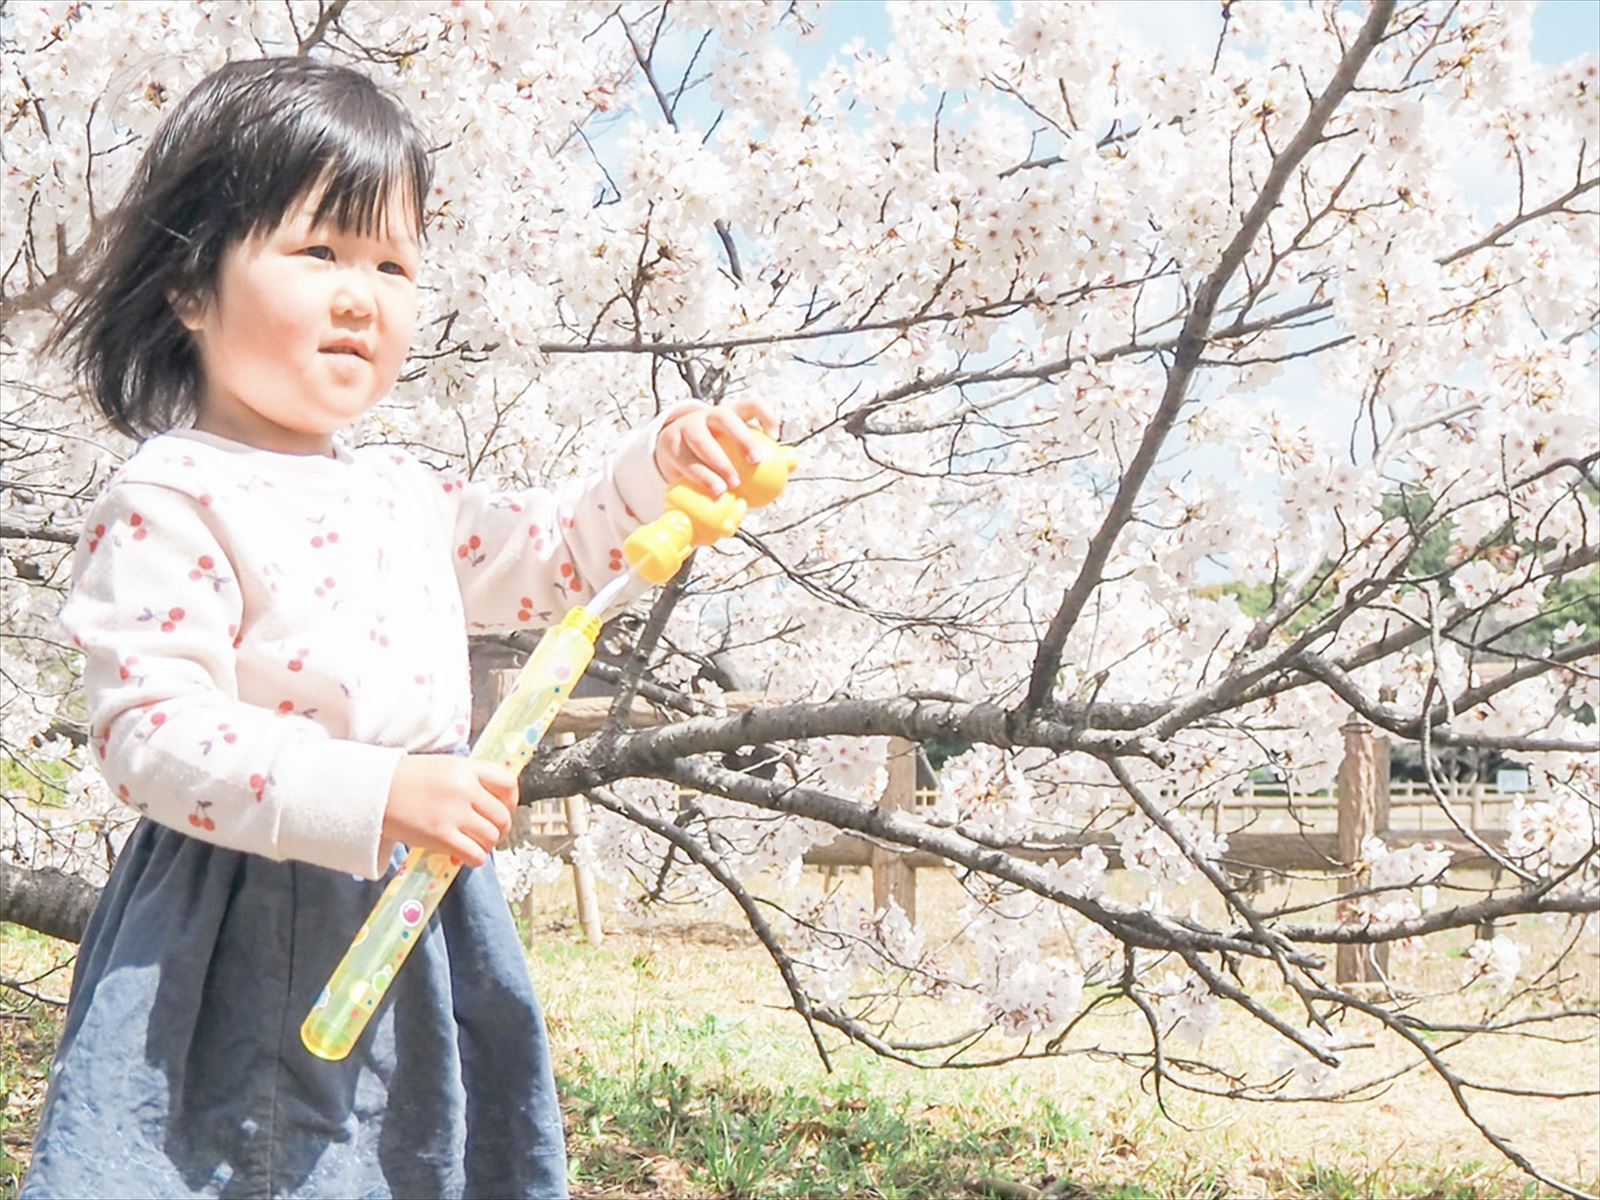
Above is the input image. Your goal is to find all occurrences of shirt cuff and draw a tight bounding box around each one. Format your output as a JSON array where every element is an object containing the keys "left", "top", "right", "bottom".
[
  {"left": 273, "top": 739, "right": 407, "bottom": 878},
  {"left": 612, "top": 401, "right": 708, "bottom": 522}
]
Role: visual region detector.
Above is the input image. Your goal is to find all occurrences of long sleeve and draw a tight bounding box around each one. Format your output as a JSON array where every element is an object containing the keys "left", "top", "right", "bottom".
[
  {"left": 61, "top": 480, "right": 404, "bottom": 879},
  {"left": 442, "top": 403, "right": 705, "bottom": 631}
]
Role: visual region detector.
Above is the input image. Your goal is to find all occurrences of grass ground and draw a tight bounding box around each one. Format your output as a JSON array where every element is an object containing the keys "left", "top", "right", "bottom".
[{"left": 3, "top": 865, "right": 1596, "bottom": 1199}]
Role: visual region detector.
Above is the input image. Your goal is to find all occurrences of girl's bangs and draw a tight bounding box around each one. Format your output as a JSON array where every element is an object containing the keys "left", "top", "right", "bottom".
[
  {"left": 305, "top": 136, "right": 427, "bottom": 241},
  {"left": 237, "top": 90, "right": 429, "bottom": 244}
]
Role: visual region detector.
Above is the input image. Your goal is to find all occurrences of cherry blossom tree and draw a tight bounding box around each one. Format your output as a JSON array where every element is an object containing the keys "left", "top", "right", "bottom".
[{"left": 2, "top": 1, "right": 1596, "bottom": 1192}]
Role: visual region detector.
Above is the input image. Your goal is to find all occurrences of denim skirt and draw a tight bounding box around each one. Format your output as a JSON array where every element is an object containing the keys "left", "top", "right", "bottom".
[{"left": 22, "top": 819, "right": 569, "bottom": 1199}]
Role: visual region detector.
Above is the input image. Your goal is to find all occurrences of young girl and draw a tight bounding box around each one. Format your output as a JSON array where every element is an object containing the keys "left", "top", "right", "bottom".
[{"left": 24, "top": 56, "right": 774, "bottom": 1200}]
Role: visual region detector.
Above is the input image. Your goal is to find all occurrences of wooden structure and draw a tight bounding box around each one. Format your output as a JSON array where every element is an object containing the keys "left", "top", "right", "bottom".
[
  {"left": 871, "top": 738, "right": 919, "bottom": 924},
  {"left": 482, "top": 674, "right": 1512, "bottom": 978},
  {"left": 1336, "top": 718, "right": 1390, "bottom": 984}
]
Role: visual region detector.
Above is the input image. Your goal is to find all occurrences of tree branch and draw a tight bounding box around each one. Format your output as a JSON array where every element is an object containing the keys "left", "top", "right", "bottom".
[{"left": 1019, "top": 0, "right": 1398, "bottom": 716}]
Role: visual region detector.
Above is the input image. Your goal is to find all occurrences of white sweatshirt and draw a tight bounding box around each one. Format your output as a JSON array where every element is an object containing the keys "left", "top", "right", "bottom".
[{"left": 60, "top": 415, "right": 689, "bottom": 879}]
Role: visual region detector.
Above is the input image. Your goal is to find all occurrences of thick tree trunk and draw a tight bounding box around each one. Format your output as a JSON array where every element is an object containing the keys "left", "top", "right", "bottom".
[{"left": 0, "top": 860, "right": 100, "bottom": 944}]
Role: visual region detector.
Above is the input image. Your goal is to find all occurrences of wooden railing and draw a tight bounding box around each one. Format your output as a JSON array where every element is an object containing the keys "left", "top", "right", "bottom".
[{"left": 497, "top": 687, "right": 1518, "bottom": 980}]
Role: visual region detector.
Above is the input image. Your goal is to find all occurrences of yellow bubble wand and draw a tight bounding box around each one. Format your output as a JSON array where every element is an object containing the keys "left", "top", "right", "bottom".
[{"left": 301, "top": 427, "right": 798, "bottom": 1061}]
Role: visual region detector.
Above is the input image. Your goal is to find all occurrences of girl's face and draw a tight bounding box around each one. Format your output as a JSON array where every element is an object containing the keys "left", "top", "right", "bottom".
[{"left": 178, "top": 186, "right": 421, "bottom": 455}]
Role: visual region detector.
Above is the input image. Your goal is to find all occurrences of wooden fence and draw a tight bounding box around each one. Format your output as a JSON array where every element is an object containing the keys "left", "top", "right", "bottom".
[{"left": 495, "top": 686, "right": 1523, "bottom": 979}]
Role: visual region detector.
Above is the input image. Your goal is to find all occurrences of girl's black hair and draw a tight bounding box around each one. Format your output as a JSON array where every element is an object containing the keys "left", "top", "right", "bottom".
[{"left": 48, "top": 57, "right": 433, "bottom": 439}]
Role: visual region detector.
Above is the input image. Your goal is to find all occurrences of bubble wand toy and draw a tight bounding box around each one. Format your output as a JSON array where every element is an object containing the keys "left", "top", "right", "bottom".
[{"left": 301, "top": 426, "right": 798, "bottom": 1061}]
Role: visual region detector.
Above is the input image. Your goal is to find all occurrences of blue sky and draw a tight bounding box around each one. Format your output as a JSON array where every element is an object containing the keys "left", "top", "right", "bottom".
[
  {"left": 805, "top": 0, "right": 1598, "bottom": 66},
  {"left": 1530, "top": 0, "right": 1600, "bottom": 60}
]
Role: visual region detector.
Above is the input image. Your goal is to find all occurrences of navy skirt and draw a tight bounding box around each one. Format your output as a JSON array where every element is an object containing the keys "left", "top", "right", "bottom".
[{"left": 22, "top": 820, "right": 569, "bottom": 1199}]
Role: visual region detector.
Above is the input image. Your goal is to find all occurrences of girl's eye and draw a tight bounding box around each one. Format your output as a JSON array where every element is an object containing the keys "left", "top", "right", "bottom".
[
  {"left": 379, "top": 262, "right": 410, "bottom": 277},
  {"left": 304, "top": 246, "right": 335, "bottom": 261}
]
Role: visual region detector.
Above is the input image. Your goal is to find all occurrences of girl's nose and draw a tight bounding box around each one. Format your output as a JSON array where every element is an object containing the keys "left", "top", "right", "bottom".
[{"left": 332, "top": 270, "right": 375, "bottom": 318}]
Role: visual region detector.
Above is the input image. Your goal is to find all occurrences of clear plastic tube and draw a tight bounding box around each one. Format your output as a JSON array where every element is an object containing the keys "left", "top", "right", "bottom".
[
  {"left": 301, "top": 426, "right": 797, "bottom": 1061},
  {"left": 300, "top": 606, "right": 602, "bottom": 1060}
]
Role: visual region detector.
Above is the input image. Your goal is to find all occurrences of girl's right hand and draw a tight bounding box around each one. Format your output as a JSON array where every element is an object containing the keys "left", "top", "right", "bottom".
[{"left": 381, "top": 755, "right": 517, "bottom": 867}]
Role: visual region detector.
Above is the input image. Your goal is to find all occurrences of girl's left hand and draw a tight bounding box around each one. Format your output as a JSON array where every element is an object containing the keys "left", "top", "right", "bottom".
[{"left": 654, "top": 396, "right": 781, "bottom": 498}]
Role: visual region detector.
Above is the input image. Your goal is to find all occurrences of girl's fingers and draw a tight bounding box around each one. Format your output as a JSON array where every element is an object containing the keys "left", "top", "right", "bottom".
[
  {"left": 662, "top": 400, "right": 781, "bottom": 494},
  {"left": 474, "top": 791, "right": 513, "bottom": 835},
  {"left": 686, "top": 423, "right": 742, "bottom": 491},
  {"left": 726, "top": 395, "right": 779, "bottom": 438},
  {"left": 448, "top": 832, "right": 488, "bottom": 869},
  {"left": 706, "top": 405, "right": 771, "bottom": 468},
  {"left": 462, "top": 813, "right": 503, "bottom": 854},
  {"left": 686, "top": 463, "right": 729, "bottom": 497},
  {"left": 474, "top": 766, "right": 517, "bottom": 817},
  {"left": 476, "top": 762, "right": 516, "bottom": 795}
]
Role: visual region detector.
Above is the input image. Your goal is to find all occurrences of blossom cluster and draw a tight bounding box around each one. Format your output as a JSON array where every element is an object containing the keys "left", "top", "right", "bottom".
[{"left": 0, "top": 0, "right": 1595, "bottom": 1102}]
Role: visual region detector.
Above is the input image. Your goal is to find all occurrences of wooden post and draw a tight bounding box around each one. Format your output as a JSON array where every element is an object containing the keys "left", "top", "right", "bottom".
[
  {"left": 872, "top": 737, "right": 918, "bottom": 924},
  {"left": 548, "top": 732, "right": 605, "bottom": 947},
  {"left": 1375, "top": 734, "right": 1391, "bottom": 836},
  {"left": 1337, "top": 716, "right": 1389, "bottom": 984},
  {"left": 469, "top": 639, "right": 523, "bottom": 742}
]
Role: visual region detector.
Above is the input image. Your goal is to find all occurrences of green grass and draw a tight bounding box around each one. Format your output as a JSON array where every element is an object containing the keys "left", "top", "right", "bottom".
[
  {"left": 0, "top": 755, "right": 72, "bottom": 807},
  {"left": 562, "top": 1055, "right": 1100, "bottom": 1198},
  {"left": 3, "top": 869, "right": 1596, "bottom": 1200},
  {"left": 0, "top": 996, "right": 62, "bottom": 1195}
]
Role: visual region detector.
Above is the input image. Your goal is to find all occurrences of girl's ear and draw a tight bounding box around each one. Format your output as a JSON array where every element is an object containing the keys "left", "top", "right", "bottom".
[{"left": 167, "top": 289, "right": 204, "bottom": 332}]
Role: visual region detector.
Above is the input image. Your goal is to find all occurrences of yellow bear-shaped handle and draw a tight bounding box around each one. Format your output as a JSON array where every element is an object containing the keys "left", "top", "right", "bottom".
[{"left": 623, "top": 426, "right": 798, "bottom": 585}]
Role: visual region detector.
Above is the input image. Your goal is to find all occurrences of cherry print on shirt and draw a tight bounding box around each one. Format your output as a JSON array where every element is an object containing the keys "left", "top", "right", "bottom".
[
  {"left": 188, "top": 797, "right": 216, "bottom": 832},
  {"left": 248, "top": 772, "right": 274, "bottom": 803},
  {"left": 457, "top": 534, "right": 485, "bottom": 567},
  {"left": 288, "top": 647, "right": 310, "bottom": 672},
  {"left": 276, "top": 699, "right": 318, "bottom": 719},
  {"left": 200, "top": 723, "right": 239, "bottom": 755},
  {"left": 129, "top": 513, "right": 148, "bottom": 541},
  {"left": 314, "top": 575, "right": 337, "bottom": 599},
  {"left": 529, "top": 524, "right": 550, "bottom": 552},
  {"left": 124, "top": 702, "right": 168, "bottom": 746},
  {"left": 609, "top": 547, "right": 624, "bottom": 573},
  {"left": 307, "top": 515, "right": 341, "bottom": 550},
  {"left": 88, "top": 523, "right": 107, "bottom": 553},
  {"left": 558, "top": 562, "right": 582, "bottom": 593},
  {"left": 187, "top": 554, "right": 230, "bottom": 592},
  {"left": 139, "top": 607, "right": 187, "bottom": 633},
  {"left": 517, "top": 596, "right": 535, "bottom": 622},
  {"left": 117, "top": 655, "right": 144, "bottom": 684}
]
